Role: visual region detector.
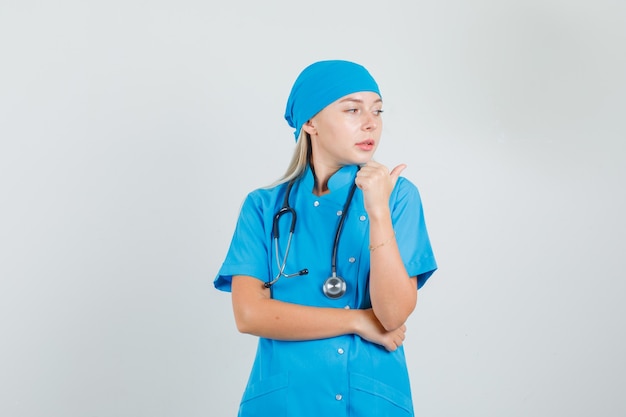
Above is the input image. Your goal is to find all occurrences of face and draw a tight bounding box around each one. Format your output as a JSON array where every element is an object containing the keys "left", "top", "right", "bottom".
[{"left": 303, "top": 91, "right": 383, "bottom": 169}]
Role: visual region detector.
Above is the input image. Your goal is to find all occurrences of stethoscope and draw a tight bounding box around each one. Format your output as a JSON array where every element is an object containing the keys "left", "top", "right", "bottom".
[{"left": 264, "top": 172, "right": 359, "bottom": 299}]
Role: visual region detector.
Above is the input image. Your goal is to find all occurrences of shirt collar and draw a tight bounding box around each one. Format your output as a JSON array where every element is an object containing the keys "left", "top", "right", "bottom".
[{"left": 301, "top": 164, "right": 359, "bottom": 200}]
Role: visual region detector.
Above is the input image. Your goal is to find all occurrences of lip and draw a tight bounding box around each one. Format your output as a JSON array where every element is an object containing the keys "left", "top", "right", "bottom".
[{"left": 355, "top": 139, "right": 375, "bottom": 151}]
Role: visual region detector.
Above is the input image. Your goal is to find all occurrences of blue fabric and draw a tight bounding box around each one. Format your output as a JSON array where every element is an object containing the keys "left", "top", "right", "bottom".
[
  {"left": 215, "top": 165, "right": 437, "bottom": 417},
  {"left": 284, "top": 60, "right": 381, "bottom": 141}
]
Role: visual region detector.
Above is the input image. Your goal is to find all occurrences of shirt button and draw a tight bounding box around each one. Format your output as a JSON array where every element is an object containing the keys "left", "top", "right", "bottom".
[
  {"left": 335, "top": 394, "right": 343, "bottom": 401},
  {"left": 359, "top": 215, "right": 366, "bottom": 221},
  {"left": 348, "top": 257, "right": 356, "bottom": 263},
  {"left": 336, "top": 210, "right": 342, "bottom": 216},
  {"left": 337, "top": 348, "right": 344, "bottom": 355},
  {"left": 314, "top": 201, "right": 320, "bottom": 207}
]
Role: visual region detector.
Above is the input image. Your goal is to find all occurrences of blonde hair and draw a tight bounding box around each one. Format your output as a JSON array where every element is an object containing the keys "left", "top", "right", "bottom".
[{"left": 268, "top": 130, "right": 312, "bottom": 188}]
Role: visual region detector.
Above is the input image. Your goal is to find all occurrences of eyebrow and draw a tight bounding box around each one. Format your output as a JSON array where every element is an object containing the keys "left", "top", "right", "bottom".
[{"left": 338, "top": 97, "right": 383, "bottom": 104}]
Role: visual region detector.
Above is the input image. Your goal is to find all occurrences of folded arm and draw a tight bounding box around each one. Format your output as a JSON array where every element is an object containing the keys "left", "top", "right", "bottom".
[{"left": 231, "top": 275, "right": 406, "bottom": 351}]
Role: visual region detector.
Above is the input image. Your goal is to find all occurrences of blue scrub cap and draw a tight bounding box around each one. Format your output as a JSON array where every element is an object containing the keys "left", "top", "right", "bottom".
[{"left": 284, "top": 60, "right": 381, "bottom": 141}]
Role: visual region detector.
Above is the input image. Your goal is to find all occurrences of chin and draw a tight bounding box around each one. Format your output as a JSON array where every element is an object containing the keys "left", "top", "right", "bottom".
[
  {"left": 354, "top": 154, "right": 375, "bottom": 165},
  {"left": 341, "top": 159, "right": 367, "bottom": 167},
  {"left": 338, "top": 152, "right": 375, "bottom": 167}
]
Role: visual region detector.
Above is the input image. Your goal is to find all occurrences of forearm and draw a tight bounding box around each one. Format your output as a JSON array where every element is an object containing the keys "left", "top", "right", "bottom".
[
  {"left": 368, "top": 210, "right": 417, "bottom": 330},
  {"left": 231, "top": 275, "right": 360, "bottom": 341}
]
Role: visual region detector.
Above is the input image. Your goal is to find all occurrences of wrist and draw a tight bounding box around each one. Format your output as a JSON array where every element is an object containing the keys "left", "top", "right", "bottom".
[
  {"left": 347, "top": 308, "right": 364, "bottom": 336},
  {"left": 365, "top": 206, "right": 390, "bottom": 222},
  {"left": 369, "top": 233, "right": 395, "bottom": 252}
]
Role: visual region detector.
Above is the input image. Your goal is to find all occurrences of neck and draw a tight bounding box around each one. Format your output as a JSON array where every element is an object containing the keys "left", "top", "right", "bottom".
[{"left": 310, "top": 162, "right": 340, "bottom": 196}]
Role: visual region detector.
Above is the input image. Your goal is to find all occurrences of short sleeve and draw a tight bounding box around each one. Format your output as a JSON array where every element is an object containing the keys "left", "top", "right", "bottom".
[
  {"left": 391, "top": 178, "right": 437, "bottom": 289},
  {"left": 214, "top": 192, "right": 271, "bottom": 292}
]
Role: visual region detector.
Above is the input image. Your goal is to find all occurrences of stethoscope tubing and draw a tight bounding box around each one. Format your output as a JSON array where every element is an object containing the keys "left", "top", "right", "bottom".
[
  {"left": 266, "top": 168, "right": 359, "bottom": 298},
  {"left": 330, "top": 179, "right": 359, "bottom": 277}
]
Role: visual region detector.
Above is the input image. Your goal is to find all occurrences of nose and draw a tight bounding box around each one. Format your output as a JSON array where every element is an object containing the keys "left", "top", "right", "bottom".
[{"left": 362, "top": 112, "right": 378, "bottom": 131}]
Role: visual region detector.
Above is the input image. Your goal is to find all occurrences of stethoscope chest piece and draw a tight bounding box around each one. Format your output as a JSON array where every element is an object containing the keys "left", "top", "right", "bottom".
[{"left": 323, "top": 275, "right": 346, "bottom": 299}]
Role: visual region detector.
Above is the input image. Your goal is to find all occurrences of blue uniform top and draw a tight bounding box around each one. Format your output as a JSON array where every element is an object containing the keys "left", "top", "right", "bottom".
[{"left": 215, "top": 164, "right": 437, "bottom": 417}]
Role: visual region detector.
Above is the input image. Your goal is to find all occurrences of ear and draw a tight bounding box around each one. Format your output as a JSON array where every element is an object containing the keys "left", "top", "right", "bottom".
[{"left": 301, "top": 120, "right": 317, "bottom": 136}]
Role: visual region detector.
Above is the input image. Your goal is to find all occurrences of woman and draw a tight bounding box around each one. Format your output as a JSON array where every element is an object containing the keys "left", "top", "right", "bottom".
[{"left": 214, "top": 60, "right": 437, "bottom": 416}]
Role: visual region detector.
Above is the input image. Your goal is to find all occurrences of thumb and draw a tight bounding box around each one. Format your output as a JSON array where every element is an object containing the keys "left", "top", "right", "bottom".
[{"left": 389, "top": 164, "right": 407, "bottom": 185}]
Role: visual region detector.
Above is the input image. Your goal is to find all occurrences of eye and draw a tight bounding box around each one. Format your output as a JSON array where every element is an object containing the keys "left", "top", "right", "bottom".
[
  {"left": 346, "top": 108, "right": 359, "bottom": 113},
  {"left": 373, "top": 109, "right": 384, "bottom": 116}
]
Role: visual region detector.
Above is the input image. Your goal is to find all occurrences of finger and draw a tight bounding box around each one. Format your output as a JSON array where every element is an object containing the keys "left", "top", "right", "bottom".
[
  {"left": 363, "top": 159, "right": 380, "bottom": 168},
  {"left": 389, "top": 164, "right": 407, "bottom": 184},
  {"left": 364, "top": 160, "right": 389, "bottom": 176}
]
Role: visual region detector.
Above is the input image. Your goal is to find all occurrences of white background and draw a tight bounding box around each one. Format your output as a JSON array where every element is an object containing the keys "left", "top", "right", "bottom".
[{"left": 1, "top": 1, "right": 625, "bottom": 416}]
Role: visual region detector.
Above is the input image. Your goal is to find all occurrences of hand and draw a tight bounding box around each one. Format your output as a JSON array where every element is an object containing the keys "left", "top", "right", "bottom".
[
  {"left": 355, "top": 160, "right": 406, "bottom": 218},
  {"left": 354, "top": 309, "right": 406, "bottom": 352}
]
